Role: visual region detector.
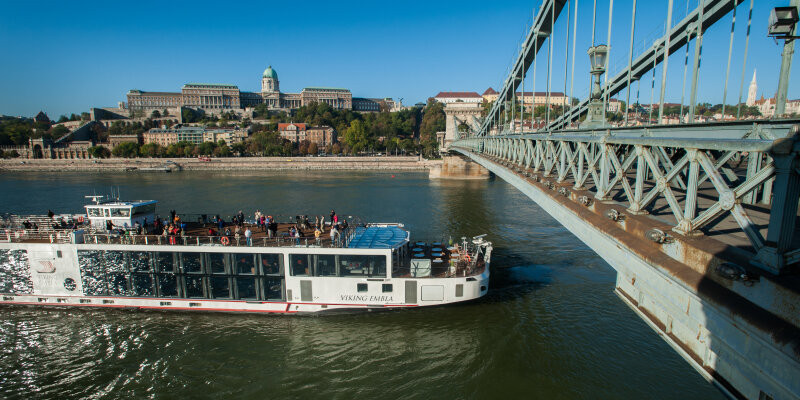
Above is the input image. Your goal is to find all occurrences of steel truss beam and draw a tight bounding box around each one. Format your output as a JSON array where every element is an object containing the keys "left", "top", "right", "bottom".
[{"left": 452, "top": 120, "right": 800, "bottom": 273}]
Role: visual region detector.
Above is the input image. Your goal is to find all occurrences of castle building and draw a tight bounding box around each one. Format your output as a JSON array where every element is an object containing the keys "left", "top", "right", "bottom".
[{"left": 126, "top": 66, "right": 352, "bottom": 114}]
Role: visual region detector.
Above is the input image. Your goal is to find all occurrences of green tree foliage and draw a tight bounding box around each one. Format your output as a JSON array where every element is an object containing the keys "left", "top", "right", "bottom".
[
  {"left": 138, "top": 143, "right": 163, "bottom": 158},
  {"left": 49, "top": 125, "right": 70, "bottom": 138},
  {"left": 419, "top": 99, "right": 445, "bottom": 155},
  {"left": 151, "top": 110, "right": 161, "bottom": 119},
  {"left": 0, "top": 116, "right": 34, "bottom": 145},
  {"left": 0, "top": 150, "right": 21, "bottom": 158},
  {"left": 88, "top": 145, "right": 111, "bottom": 159},
  {"left": 197, "top": 141, "right": 217, "bottom": 155},
  {"left": 230, "top": 142, "right": 247, "bottom": 156},
  {"left": 247, "top": 130, "right": 289, "bottom": 156},
  {"left": 344, "top": 119, "right": 370, "bottom": 154},
  {"left": 307, "top": 142, "right": 319, "bottom": 155},
  {"left": 112, "top": 142, "right": 140, "bottom": 158},
  {"left": 481, "top": 100, "right": 493, "bottom": 117},
  {"left": 108, "top": 121, "right": 148, "bottom": 136},
  {"left": 181, "top": 108, "right": 205, "bottom": 123}
]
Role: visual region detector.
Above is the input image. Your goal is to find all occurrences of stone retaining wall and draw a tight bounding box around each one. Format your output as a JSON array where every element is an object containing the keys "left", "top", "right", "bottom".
[{"left": 0, "top": 156, "right": 436, "bottom": 172}]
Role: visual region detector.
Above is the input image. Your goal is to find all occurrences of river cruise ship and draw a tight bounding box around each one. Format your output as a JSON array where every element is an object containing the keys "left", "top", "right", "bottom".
[{"left": 0, "top": 196, "right": 491, "bottom": 314}]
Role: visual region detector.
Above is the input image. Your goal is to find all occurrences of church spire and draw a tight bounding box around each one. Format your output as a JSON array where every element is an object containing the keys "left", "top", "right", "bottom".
[{"left": 746, "top": 69, "right": 758, "bottom": 106}]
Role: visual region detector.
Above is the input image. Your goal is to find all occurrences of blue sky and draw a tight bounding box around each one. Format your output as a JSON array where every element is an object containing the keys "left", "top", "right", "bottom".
[{"left": 0, "top": 0, "right": 797, "bottom": 118}]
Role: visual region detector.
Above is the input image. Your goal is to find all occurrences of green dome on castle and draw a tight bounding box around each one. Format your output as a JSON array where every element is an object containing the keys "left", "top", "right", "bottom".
[{"left": 263, "top": 66, "right": 278, "bottom": 80}]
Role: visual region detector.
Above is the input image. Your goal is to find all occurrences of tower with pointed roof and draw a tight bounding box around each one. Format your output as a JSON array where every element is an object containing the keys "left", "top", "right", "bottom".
[{"left": 746, "top": 70, "right": 757, "bottom": 106}]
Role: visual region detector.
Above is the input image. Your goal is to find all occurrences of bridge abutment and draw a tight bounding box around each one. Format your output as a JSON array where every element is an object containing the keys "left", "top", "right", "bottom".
[{"left": 429, "top": 155, "right": 490, "bottom": 179}]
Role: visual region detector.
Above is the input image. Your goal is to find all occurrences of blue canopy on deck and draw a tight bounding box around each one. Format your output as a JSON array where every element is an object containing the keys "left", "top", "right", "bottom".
[{"left": 347, "top": 226, "right": 408, "bottom": 249}]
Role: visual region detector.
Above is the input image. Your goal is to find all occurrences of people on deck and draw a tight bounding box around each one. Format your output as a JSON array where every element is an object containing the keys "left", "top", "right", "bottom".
[
  {"left": 269, "top": 220, "right": 277, "bottom": 239},
  {"left": 330, "top": 225, "right": 339, "bottom": 246}
]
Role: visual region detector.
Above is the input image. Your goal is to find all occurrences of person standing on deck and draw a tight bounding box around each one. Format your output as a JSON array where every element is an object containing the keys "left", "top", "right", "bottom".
[
  {"left": 245, "top": 227, "right": 252, "bottom": 246},
  {"left": 330, "top": 225, "right": 339, "bottom": 247},
  {"left": 314, "top": 225, "right": 321, "bottom": 245}
]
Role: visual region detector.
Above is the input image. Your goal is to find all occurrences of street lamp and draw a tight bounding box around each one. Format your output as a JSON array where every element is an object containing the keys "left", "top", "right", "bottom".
[
  {"left": 771, "top": 4, "right": 800, "bottom": 116},
  {"left": 583, "top": 44, "right": 609, "bottom": 128},
  {"left": 769, "top": 6, "right": 800, "bottom": 38}
]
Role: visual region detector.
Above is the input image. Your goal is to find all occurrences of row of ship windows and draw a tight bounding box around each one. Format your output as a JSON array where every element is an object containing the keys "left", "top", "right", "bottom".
[
  {"left": 82, "top": 273, "right": 285, "bottom": 300},
  {"left": 76, "top": 250, "right": 388, "bottom": 278}
]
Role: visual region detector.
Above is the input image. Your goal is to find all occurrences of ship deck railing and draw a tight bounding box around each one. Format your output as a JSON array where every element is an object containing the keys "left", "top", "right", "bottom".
[
  {"left": 1, "top": 228, "right": 75, "bottom": 244},
  {"left": 80, "top": 232, "right": 357, "bottom": 249}
]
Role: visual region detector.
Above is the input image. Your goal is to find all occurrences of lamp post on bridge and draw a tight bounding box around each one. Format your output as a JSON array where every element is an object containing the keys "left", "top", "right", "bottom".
[{"left": 582, "top": 45, "right": 609, "bottom": 129}]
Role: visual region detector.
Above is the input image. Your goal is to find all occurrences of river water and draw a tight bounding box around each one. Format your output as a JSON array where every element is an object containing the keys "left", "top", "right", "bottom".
[{"left": 0, "top": 171, "right": 725, "bottom": 399}]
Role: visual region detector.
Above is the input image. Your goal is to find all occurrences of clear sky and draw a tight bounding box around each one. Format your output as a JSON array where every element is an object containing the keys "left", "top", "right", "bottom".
[{"left": 0, "top": 0, "right": 797, "bottom": 118}]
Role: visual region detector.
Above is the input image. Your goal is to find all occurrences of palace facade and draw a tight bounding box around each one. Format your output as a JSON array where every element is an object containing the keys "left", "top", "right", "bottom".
[{"left": 126, "top": 66, "right": 354, "bottom": 114}]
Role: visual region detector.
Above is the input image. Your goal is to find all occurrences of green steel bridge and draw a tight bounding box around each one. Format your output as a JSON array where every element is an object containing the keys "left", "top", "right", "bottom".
[{"left": 447, "top": 1, "right": 800, "bottom": 399}]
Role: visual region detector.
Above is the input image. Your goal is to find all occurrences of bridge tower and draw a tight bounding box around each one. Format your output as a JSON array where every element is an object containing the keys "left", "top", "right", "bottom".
[{"left": 442, "top": 103, "right": 483, "bottom": 152}]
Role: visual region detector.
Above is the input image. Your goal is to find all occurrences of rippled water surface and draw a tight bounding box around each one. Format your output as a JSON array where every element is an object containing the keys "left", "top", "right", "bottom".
[{"left": 0, "top": 171, "right": 725, "bottom": 399}]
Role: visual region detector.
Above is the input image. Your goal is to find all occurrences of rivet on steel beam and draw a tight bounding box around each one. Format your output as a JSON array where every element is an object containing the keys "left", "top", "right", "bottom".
[
  {"left": 578, "top": 196, "right": 592, "bottom": 206},
  {"left": 645, "top": 228, "right": 673, "bottom": 244},
  {"left": 558, "top": 187, "right": 569, "bottom": 197},
  {"left": 605, "top": 209, "right": 624, "bottom": 222},
  {"left": 714, "top": 262, "right": 755, "bottom": 286}
]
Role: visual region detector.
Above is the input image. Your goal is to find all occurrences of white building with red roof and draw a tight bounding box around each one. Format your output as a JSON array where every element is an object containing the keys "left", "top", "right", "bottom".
[{"left": 433, "top": 92, "right": 484, "bottom": 104}]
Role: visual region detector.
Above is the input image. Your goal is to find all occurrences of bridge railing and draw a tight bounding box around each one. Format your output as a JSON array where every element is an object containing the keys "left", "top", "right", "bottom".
[{"left": 450, "top": 121, "right": 800, "bottom": 274}]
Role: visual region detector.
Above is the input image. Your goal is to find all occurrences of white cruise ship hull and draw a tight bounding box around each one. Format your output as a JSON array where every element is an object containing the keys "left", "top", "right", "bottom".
[{"left": 0, "top": 242, "right": 491, "bottom": 314}]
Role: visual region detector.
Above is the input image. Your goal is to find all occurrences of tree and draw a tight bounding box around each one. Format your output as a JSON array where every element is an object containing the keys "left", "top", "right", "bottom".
[
  {"left": 481, "top": 99, "right": 493, "bottom": 117},
  {"left": 308, "top": 142, "right": 319, "bottom": 155},
  {"left": 57, "top": 115, "right": 69, "bottom": 123},
  {"left": 298, "top": 139, "right": 310, "bottom": 155},
  {"left": 344, "top": 119, "right": 369, "bottom": 154},
  {"left": 0, "top": 116, "right": 35, "bottom": 145},
  {"left": 151, "top": 110, "right": 161, "bottom": 119},
  {"left": 50, "top": 125, "right": 69, "bottom": 138},
  {"left": 230, "top": 142, "right": 247, "bottom": 156},
  {"left": 138, "top": 143, "right": 162, "bottom": 158},
  {"left": 215, "top": 142, "right": 231, "bottom": 157},
  {"left": 181, "top": 108, "right": 203, "bottom": 123},
  {"left": 88, "top": 145, "right": 111, "bottom": 159},
  {"left": 419, "top": 99, "right": 445, "bottom": 155},
  {"left": 112, "top": 142, "right": 139, "bottom": 158},
  {"left": 331, "top": 143, "right": 342, "bottom": 155},
  {"left": 162, "top": 109, "right": 169, "bottom": 117},
  {"left": 198, "top": 141, "right": 217, "bottom": 155}
]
